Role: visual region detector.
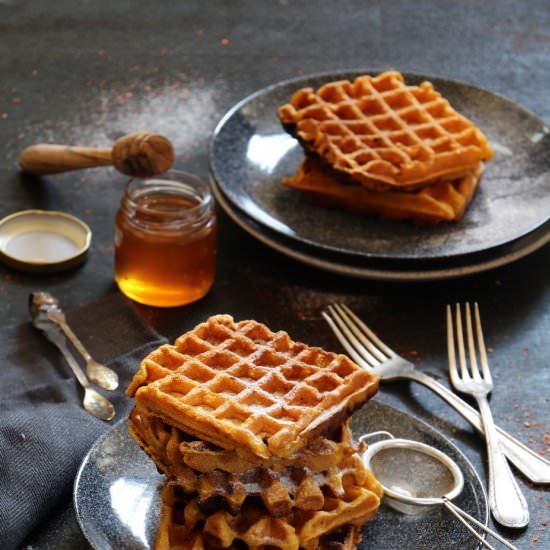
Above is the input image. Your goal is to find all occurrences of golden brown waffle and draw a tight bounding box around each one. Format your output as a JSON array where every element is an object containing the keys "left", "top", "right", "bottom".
[
  {"left": 278, "top": 71, "right": 492, "bottom": 191},
  {"left": 171, "top": 453, "right": 373, "bottom": 518},
  {"left": 128, "top": 315, "right": 379, "bottom": 459},
  {"left": 156, "top": 511, "right": 359, "bottom": 550},
  {"left": 129, "top": 409, "right": 359, "bottom": 474},
  {"left": 154, "top": 483, "right": 376, "bottom": 550},
  {"left": 302, "top": 525, "right": 361, "bottom": 550},
  {"left": 283, "top": 157, "right": 483, "bottom": 224},
  {"left": 130, "top": 416, "right": 369, "bottom": 517}
]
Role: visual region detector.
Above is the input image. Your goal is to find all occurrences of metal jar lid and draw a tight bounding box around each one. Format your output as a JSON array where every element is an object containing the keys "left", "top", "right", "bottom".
[{"left": 0, "top": 209, "right": 92, "bottom": 273}]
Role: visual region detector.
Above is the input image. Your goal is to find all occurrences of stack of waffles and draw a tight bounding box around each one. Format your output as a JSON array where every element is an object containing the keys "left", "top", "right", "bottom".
[
  {"left": 278, "top": 71, "right": 493, "bottom": 224},
  {"left": 126, "top": 314, "right": 383, "bottom": 550}
]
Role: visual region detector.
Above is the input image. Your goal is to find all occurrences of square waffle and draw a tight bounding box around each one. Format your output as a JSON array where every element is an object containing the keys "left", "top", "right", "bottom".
[
  {"left": 129, "top": 410, "right": 359, "bottom": 474},
  {"left": 155, "top": 485, "right": 361, "bottom": 550},
  {"left": 283, "top": 156, "right": 483, "bottom": 224},
  {"left": 154, "top": 482, "right": 379, "bottom": 550},
  {"left": 127, "top": 315, "right": 379, "bottom": 459},
  {"left": 162, "top": 453, "right": 374, "bottom": 519},
  {"left": 278, "top": 71, "right": 492, "bottom": 191},
  {"left": 129, "top": 410, "right": 369, "bottom": 518}
]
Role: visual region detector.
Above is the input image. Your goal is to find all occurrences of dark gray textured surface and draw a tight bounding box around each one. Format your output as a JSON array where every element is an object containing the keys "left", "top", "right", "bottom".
[
  {"left": 210, "top": 71, "right": 550, "bottom": 260},
  {"left": 73, "top": 402, "right": 487, "bottom": 550},
  {"left": 1, "top": 1, "right": 548, "bottom": 549}
]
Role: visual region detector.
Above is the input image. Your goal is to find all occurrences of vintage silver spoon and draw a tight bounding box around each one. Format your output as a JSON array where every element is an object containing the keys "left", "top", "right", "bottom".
[
  {"left": 30, "top": 292, "right": 115, "bottom": 421},
  {"left": 29, "top": 291, "right": 119, "bottom": 390}
]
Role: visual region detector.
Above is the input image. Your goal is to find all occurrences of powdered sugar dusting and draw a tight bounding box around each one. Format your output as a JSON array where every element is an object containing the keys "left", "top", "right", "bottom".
[
  {"left": 94, "top": 434, "right": 123, "bottom": 472},
  {"left": 12, "top": 78, "right": 225, "bottom": 163}
]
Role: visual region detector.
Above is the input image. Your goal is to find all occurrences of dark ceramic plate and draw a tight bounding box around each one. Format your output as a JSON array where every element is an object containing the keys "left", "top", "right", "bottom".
[
  {"left": 210, "top": 70, "right": 550, "bottom": 262},
  {"left": 74, "top": 401, "right": 488, "bottom": 550},
  {"left": 212, "top": 176, "right": 550, "bottom": 281}
]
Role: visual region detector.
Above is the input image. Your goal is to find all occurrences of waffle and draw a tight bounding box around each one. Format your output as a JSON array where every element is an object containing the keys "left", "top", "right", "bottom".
[
  {"left": 156, "top": 504, "right": 360, "bottom": 550},
  {"left": 173, "top": 454, "right": 372, "bottom": 518},
  {"left": 128, "top": 315, "right": 379, "bottom": 459},
  {"left": 129, "top": 409, "right": 359, "bottom": 474},
  {"left": 302, "top": 525, "right": 361, "bottom": 550},
  {"left": 131, "top": 415, "right": 369, "bottom": 517},
  {"left": 283, "top": 156, "right": 483, "bottom": 224},
  {"left": 154, "top": 482, "right": 378, "bottom": 550},
  {"left": 278, "top": 71, "right": 492, "bottom": 191},
  {"left": 155, "top": 489, "right": 300, "bottom": 550}
]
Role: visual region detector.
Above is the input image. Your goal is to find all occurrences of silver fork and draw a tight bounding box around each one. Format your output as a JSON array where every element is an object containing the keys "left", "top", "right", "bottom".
[
  {"left": 322, "top": 303, "right": 550, "bottom": 484},
  {"left": 447, "top": 303, "right": 529, "bottom": 528}
]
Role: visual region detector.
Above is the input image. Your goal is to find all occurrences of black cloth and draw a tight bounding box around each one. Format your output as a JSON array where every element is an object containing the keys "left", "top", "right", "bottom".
[{"left": 0, "top": 293, "right": 167, "bottom": 550}]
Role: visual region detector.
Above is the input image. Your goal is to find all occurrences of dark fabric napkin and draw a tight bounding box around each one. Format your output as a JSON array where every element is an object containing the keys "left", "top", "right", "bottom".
[{"left": 0, "top": 293, "right": 167, "bottom": 550}]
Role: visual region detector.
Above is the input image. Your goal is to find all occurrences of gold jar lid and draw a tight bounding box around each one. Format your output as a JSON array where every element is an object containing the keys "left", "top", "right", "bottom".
[{"left": 0, "top": 209, "right": 92, "bottom": 273}]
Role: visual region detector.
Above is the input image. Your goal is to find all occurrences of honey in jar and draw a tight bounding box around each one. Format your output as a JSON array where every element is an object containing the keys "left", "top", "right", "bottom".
[{"left": 115, "top": 171, "right": 216, "bottom": 307}]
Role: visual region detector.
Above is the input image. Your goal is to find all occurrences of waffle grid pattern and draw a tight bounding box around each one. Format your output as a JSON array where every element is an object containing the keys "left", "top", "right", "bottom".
[
  {"left": 154, "top": 483, "right": 376, "bottom": 550},
  {"left": 127, "top": 316, "right": 383, "bottom": 550},
  {"left": 278, "top": 71, "right": 492, "bottom": 190},
  {"left": 130, "top": 410, "right": 368, "bottom": 517},
  {"left": 131, "top": 315, "right": 379, "bottom": 459},
  {"left": 166, "top": 454, "right": 370, "bottom": 518}
]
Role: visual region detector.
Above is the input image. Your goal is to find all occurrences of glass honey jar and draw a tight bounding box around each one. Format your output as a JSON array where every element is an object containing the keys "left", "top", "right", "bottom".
[{"left": 114, "top": 171, "right": 216, "bottom": 307}]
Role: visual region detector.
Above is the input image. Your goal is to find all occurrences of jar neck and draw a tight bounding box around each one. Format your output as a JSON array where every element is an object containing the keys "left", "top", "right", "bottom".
[{"left": 120, "top": 175, "right": 214, "bottom": 232}]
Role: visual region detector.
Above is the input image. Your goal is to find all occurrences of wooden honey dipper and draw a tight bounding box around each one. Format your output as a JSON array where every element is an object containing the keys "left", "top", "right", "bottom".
[{"left": 18, "top": 131, "right": 175, "bottom": 178}]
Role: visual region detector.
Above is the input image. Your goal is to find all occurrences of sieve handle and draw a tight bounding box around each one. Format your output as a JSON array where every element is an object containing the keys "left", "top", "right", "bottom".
[
  {"left": 358, "top": 431, "right": 395, "bottom": 445},
  {"left": 443, "top": 499, "right": 518, "bottom": 550}
]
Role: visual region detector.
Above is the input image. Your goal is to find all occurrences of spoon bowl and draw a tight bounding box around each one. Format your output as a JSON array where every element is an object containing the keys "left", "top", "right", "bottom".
[
  {"left": 83, "top": 387, "right": 116, "bottom": 421},
  {"left": 86, "top": 359, "right": 119, "bottom": 391}
]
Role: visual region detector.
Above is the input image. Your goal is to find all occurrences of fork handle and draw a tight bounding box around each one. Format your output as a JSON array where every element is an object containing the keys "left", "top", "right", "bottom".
[
  {"left": 406, "top": 370, "right": 550, "bottom": 484},
  {"left": 477, "top": 396, "right": 529, "bottom": 527}
]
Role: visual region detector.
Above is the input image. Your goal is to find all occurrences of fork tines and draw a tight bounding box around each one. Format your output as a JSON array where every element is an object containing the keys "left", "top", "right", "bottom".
[
  {"left": 446, "top": 302, "right": 492, "bottom": 386},
  {"left": 322, "top": 304, "right": 396, "bottom": 372}
]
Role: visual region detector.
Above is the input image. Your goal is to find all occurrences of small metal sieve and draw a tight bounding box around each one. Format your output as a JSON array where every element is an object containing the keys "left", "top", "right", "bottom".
[{"left": 360, "top": 432, "right": 518, "bottom": 550}]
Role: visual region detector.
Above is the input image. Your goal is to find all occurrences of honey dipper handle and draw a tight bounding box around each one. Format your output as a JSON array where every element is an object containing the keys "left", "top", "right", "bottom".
[{"left": 18, "top": 144, "right": 113, "bottom": 175}]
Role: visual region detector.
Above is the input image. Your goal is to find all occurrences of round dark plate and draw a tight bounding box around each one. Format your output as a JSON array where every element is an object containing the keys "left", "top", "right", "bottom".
[
  {"left": 73, "top": 401, "right": 488, "bottom": 550},
  {"left": 211, "top": 175, "right": 550, "bottom": 281},
  {"left": 209, "top": 70, "right": 550, "bottom": 262}
]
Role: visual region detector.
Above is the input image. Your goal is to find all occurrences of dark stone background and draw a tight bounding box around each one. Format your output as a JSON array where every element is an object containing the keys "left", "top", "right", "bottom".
[{"left": 1, "top": 1, "right": 548, "bottom": 548}]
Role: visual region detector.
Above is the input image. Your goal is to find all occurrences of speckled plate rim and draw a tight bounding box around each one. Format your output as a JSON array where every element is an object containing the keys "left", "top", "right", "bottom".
[
  {"left": 209, "top": 69, "right": 550, "bottom": 263},
  {"left": 211, "top": 175, "right": 550, "bottom": 281},
  {"left": 0, "top": 209, "right": 92, "bottom": 273},
  {"left": 73, "top": 417, "right": 130, "bottom": 550},
  {"left": 73, "top": 401, "right": 488, "bottom": 550}
]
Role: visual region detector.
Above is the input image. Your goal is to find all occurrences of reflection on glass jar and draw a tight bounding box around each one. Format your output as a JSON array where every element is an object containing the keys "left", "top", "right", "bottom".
[{"left": 115, "top": 171, "right": 216, "bottom": 307}]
